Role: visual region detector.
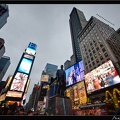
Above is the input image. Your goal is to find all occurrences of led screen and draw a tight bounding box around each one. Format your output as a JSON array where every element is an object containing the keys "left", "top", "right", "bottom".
[
  {"left": 65, "top": 60, "right": 85, "bottom": 87},
  {"left": 10, "top": 72, "right": 28, "bottom": 92},
  {"left": 6, "top": 91, "right": 23, "bottom": 98},
  {"left": 18, "top": 58, "right": 32, "bottom": 74},
  {"left": 85, "top": 60, "right": 120, "bottom": 94},
  {"left": 25, "top": 47, "right": 36, "bottom": 56},
  {"left": 24, "top": 53, "right": 34, "bottom": 60},
  {"left": 28, "top": 42, "right": 37, "bottom": 50}
]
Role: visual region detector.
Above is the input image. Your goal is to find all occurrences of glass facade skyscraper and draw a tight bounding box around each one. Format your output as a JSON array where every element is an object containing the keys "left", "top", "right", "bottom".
[{"left": 69, "top": 7, "right": 87, "bottom": 63}]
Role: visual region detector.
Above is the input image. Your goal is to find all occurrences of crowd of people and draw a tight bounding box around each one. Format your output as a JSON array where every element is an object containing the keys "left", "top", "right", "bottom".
[{"left": 0, "top": 102, "right": 39, "bottom": 116}]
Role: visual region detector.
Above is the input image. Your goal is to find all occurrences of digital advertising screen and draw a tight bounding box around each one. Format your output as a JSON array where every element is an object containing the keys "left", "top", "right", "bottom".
[
  {"left": 77, "top": 81, "right": 87, "bottom": 105},
  {"left": 25, "top": 47, "right": 36, "bottom": 56},
  {"left": 10, "top": 72, "right": 28, "bottom": 92},
  {"left": 18, "top": 58, "right": 33, "bottom": 74},
  {"left": 24, "top": 53, "right": 34, "bottom": 60},
  {"left": 6, "top": 91, "right": 23, "bottom": 98},
  {"left": 28, "top": 42, "right": 37, "bottom": 50},
  {"left": 85, "top": 60, "right": 120, "bottom": 94},
  {"left": 65, "top": 60, "right": 85, "bottom": 87}
]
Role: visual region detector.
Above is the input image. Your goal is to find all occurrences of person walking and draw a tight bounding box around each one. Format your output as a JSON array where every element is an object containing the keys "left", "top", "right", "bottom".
[{"left": 56, "top": 65, "right": 66, "bottom": 96}]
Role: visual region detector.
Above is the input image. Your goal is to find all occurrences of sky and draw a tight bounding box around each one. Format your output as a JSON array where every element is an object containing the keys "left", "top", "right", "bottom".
[{"left": 0, "top": 4, "right": 120, "bottom": 104}]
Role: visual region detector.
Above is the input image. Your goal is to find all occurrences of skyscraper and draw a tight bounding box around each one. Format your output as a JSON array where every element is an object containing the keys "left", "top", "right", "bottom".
[
  {"left": 78, "top": 16, "right": 120, "bottom": 75},
  {"left": 0, "top": 4, "right": 9, "bottom": 29},
  {"left": 0, "top": 56, "right": 10, "bottom": 82},
  {"left": 69, "top": 7, "right": 87, "bottom": 63},
  {"left": 44, "top": 63, "right": 58, "bottom": 81}
]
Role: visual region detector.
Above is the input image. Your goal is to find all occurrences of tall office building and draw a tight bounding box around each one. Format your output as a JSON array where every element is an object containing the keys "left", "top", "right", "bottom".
[
  {"left": 0, "top": 4, "right": 9, "bottom": 29},
  {"left": 69, "top": 7, "right": 87, "bottom": 63},
  {"left": 0, "top": 56, "right": 10, "bottom": 82},
  {"left": 78, "top": 16, "right": 120, "bottom": 75}
]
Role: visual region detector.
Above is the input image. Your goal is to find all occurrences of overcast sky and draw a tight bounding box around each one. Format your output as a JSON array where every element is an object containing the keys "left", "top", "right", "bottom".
[{"left": 0, "top": 4, "right": 120, "bottom": 103}]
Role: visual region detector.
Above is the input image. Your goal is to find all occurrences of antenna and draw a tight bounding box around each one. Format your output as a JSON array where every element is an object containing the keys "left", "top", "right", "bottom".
[{"left": 96, "top": 14, "right": 115, "bottom": 26}]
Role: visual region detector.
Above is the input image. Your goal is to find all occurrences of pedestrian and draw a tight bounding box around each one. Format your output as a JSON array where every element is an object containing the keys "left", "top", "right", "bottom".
[
  {"left": 27, "top": 110, "right": 33, "bottom": 116},
  {"left": 56, "top": 65, "right": 66, "bottom": 96}
]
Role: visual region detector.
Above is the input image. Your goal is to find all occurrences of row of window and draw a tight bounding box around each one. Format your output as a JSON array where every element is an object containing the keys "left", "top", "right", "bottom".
[{"left": 85, "top": 57, "right": 110, "bottom": 72}]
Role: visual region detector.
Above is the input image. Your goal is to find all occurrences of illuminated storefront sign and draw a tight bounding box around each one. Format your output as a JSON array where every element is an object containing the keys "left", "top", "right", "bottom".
[
  {"left": 41, "top": 75, "right": 49, "bottom": 82},
  {"left": 6, "top": 91, "right": 23, "bottom": 98}
]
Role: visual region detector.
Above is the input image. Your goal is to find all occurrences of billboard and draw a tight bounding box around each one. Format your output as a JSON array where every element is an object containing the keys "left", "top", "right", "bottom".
[
  {"left": 6, "top": 91, "right": 23, "bottom": 98},
  {"left": 18, "top": 58, "right": 33, "bottom": 74},
  {"left": 65, "top": 60, "right": 85, "bottom": 87},
  {"left": 77, "top": 81, "right": 87, "bottom": 105},
  {"left": 25, "top": 42, "right": 37, "bottom": 56},
  {"left": 10, "top": 72, "right": 28, "bottom": 92},
  {"left": 24, "top": 53, "right": 34, "bottom": 60},
  {"left": 41, "top": 75, "right": 49, "bottom": 82},
  {"left": 85, "top": 60, "right": 120, "bottom": 94}
]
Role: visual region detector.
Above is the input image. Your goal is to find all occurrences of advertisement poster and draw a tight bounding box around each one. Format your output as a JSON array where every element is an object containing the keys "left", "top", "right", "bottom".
[
  {"left": 18, "top": 58, "right": 32, "bottom": 74},
  {"left": 10, "top": 72, "right": 28, "bottom": 92},
  {"left": 77, "top": 81, "right": 87, "bottom": 105},
  {"left": 85, "top": 60, "right": 120, "bottom": 94},
  {"left": 65, "top": 60, "right": 85, "bottom": 87},
  {"left": 73, "top": 85, "right": 80, "bottom": 107}
]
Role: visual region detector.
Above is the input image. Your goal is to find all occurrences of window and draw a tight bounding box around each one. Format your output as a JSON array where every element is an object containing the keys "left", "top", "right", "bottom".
[
  {"left": 100, "top": 44, "right": 103, "bottom": 48},
  {"left": 89, "top": 64, "right": 91, "bottom": 68},
  {"left": 100, "top": 56, "right": 103, "bottom": 60},
  {"left": 90, "top": 42, "right": 92, "bottom": 46},
  {"left": 88, "top": 49, "right": 91, "bottom": 52},
  {"left": 93, "top": 50, "right": 95, "bottom": 53},
  {"left": 96, "top": 47, "right": 99, "bottom": 51},
  {"left": 90, "top": 53, "right": 92, "bottom": 56},
  {"left": 98, "top": 51, "right": 101, "bottom": 55},
  {"left": 96, "top": 59, "right": 99, "bottom": 63},
  {"left": 94, "top": 54, "right": 97, "bottom": 58},
  {"left": 92, "top": 62, "right": 95, "bottom": 66},
  {"left": 104, "top": 53, "right": 108, "bottom": 57},
  {"left": 91, "top": 57, "right": 93, "bottom": 61},
  {"left": 102, "top": 48, "right": 106, "bottom": 52}
]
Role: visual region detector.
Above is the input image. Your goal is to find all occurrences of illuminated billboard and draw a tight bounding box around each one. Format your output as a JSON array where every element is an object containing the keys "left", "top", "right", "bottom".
[
  {"left": 85, "top": 60, "right": 120, "bottom": 94},
  {"left": 25, "top": 42, "right": 37, "bottom": 56},
  {"left": 18, "top": 58, "right": 32, "bottom": 74},
  {"left": 6, "top": 91, "right": 23, "bottom": 98},
  {"left": 10, "top": 72, "right": 28, "bottom": 92},
  {"left": 41, "top": 75, "right": 49, "bottom": 82},
  {"left": 24, "top": 53, "right": 34, "bottom": 60},
  {"left": 77, "top": 81, "right": 87, "bottom": 105},
  {"left": 65, "top": 60, "right": 85, "bottom": 87}
]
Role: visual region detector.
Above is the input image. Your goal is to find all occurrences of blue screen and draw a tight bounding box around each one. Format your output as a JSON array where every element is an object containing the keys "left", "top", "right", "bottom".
[
  {"left": 65, "top": 60, "right": 85, "bottom": 87},
  {"left": 18, "top": 58, "right": 33, "bottom": 74}
]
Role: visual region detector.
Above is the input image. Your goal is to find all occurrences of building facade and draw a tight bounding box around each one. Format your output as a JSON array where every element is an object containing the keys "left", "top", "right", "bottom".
[
  {"left": 69, "top": 7, "right": 87, "bottom": 63},
  {"left": 78, "top": 16, "right": 120, "bottom": 74},
  {"left": 0, "top": 56, "right": 11, "bottom": 82},
  {"left": 0, "top": 4, "right": 9, "bottom": 29}
]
